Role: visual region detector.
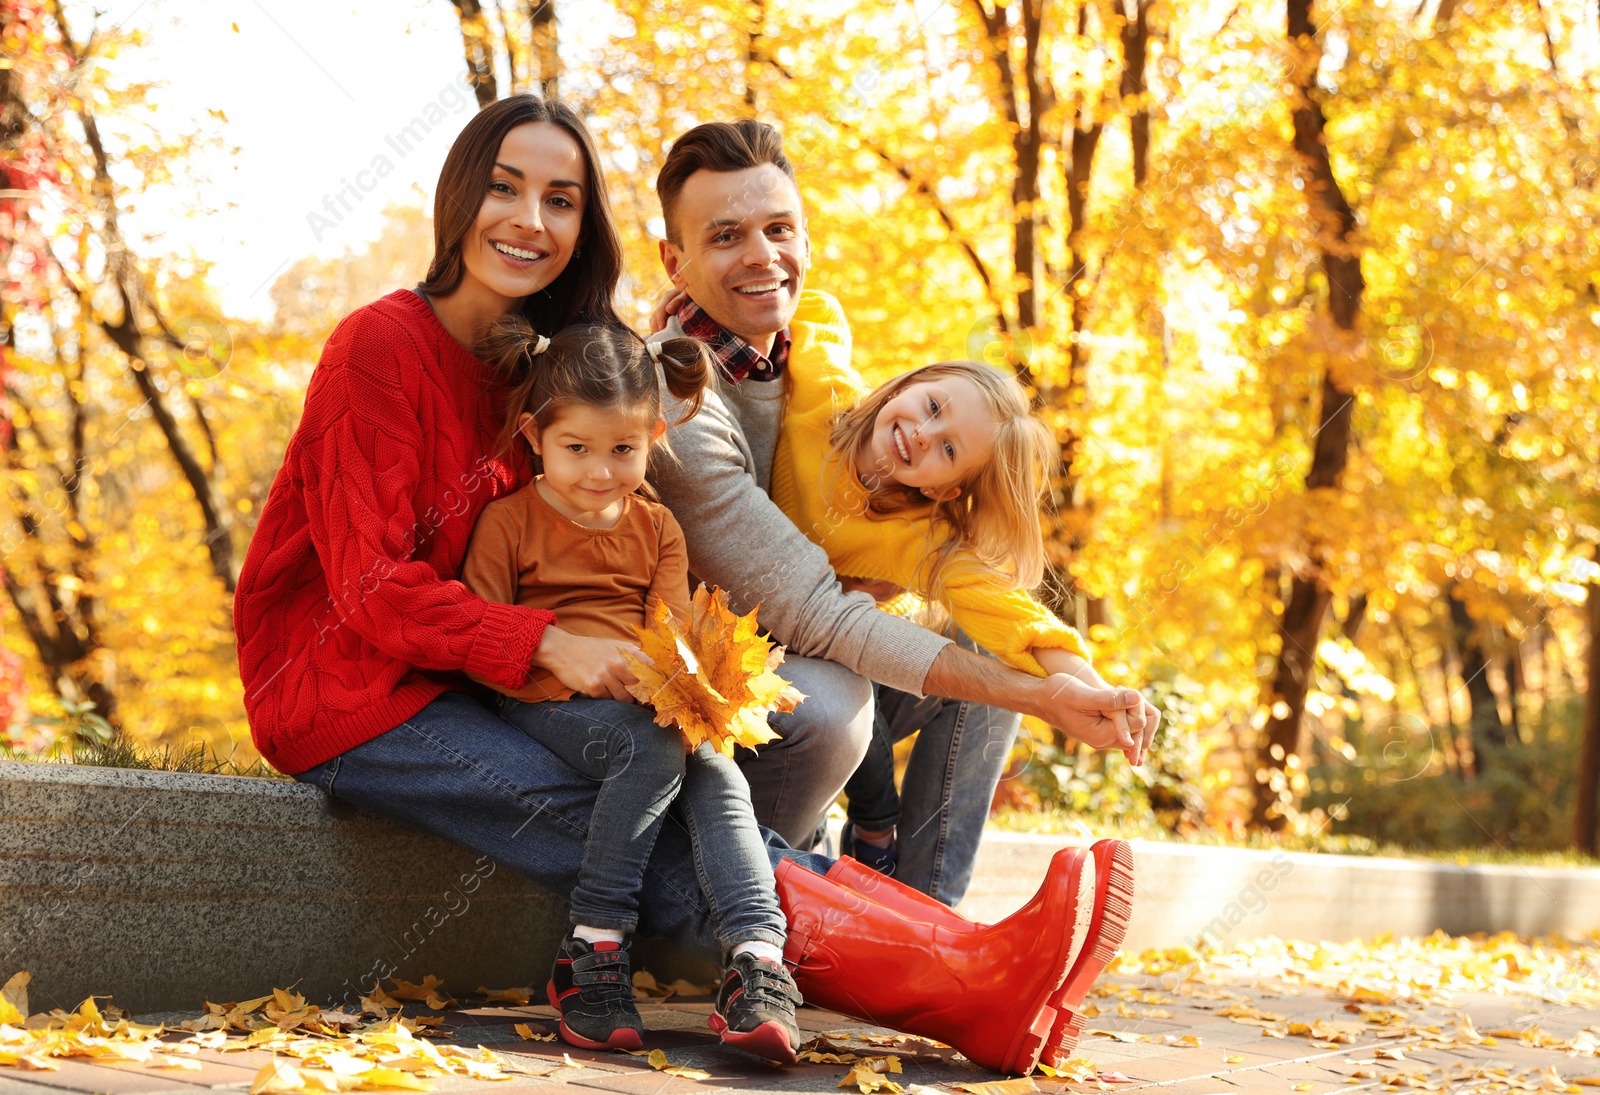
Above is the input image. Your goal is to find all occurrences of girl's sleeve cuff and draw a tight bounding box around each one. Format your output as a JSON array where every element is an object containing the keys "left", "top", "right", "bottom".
[{"left": 1007, "top": 624, "right": 1093, "bottom": 677}]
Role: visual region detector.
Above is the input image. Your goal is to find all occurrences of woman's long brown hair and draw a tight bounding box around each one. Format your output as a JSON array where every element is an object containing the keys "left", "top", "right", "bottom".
[{"left": 418, "top": 95, "right": 623, "bottom": 338}]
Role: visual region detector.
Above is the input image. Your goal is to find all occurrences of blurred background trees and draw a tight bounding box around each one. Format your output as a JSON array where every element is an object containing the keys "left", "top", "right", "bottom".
[{"left": 3, "top": 0, "right": 1598, "bottom": 854}]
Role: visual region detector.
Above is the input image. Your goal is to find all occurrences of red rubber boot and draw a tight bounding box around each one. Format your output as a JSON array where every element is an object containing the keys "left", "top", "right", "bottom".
[
  {"left": 825, "top": 839, "right": 1135, "bottom": 1069},
  {"left": 775, "top": 847, "right": 1097, "bottom": 1075}
]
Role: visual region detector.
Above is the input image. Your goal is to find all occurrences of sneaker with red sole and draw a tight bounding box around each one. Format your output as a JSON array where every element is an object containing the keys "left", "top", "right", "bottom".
[
  {"left": 546, "top": 934, "right": 644, "bottom": 1051},
  {"left": 708, "top": 951, "right": 803, "bottom": 1064}
]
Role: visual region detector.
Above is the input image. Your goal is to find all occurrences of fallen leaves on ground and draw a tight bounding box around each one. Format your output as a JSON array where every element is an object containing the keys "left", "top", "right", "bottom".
[
  {"left": 631, "top": 969, "right": 718, "bottom": 1000},
  {"left": 0, "top": 974, "right": 517, "bottom": 1090},
  {"left": 1117, "top": 931, "right": 1600, "bottom": 1012},
  {"left": 646, "top": 1047, "right": 711, "bottom": 1079},
  {"left": 624, "top": 586, "right": 804, "bottom": 756},
  {"left": 1036, "top": 1058, "right": 1098, "bottom": 1082},
  {"left": 475, "top": 985, "right": 532, "bottom": 1006},
  {"left": 839, "top": 1054, "right": 902, "bottom": 1093},
  {"left": 952, "top": 1077, "right": 1035, "bottom": 1095},
  {"left": 383, "top": 978, "right": 455, "bottom": 1012},
  {"left": 511, "top": 1023, "right": 554, "bottom": 1042},
  {"left": 0, "top": 973, "right": 28, "bottom": 1026}
]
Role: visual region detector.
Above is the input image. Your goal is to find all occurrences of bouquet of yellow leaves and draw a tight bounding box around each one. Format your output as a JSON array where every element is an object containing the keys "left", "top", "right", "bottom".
[{"left": 622, "top": 586, "right": 804, "bottom": 757}]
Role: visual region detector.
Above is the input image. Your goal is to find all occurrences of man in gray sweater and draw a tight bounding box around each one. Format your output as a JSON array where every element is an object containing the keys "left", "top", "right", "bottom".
[{"left": 649, "top": 120, "right": 1159, "bottom": 904}]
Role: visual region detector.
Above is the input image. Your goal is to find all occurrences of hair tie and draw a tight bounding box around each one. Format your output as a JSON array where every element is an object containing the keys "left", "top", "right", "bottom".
[
  {"left": 646, "top": 340, "right": 664, "bottom": 365},
  {"left": 531, "top": 334, "right": 551, "bottom": 355}
]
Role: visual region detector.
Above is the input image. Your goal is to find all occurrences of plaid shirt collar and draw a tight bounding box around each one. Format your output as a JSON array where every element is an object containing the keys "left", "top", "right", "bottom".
[{"left": 678, "top": 298, "right": 790, "bottom": 384}]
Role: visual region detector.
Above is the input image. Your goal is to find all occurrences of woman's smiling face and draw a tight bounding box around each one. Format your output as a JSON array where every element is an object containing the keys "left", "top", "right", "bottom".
[
  {"left": 866, "top": 374, "right": 998, "bottom": 499},
  {"left": 458, "top": 122, "right": 587, "bottom": 310}
]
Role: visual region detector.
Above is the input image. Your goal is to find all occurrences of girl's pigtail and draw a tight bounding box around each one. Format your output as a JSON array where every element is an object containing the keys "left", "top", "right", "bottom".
[
  {"left": 648, "top": 335, "right": 710, "bottom": 424},
  {"left": 479, "top": 314, "right": 551, "bottom": 382},
  {"left": 479, "top": 314, "right": 554, "bottom": 456}
]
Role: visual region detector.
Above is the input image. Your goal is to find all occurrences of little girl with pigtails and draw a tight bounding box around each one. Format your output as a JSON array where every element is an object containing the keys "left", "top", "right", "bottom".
[{"left": 459, "top": 322, "right": 803, "bottom": 1062}]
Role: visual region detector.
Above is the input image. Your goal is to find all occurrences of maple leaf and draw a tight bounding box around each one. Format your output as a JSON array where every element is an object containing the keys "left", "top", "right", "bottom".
[
  {"left": 839, "top": 1057, "right": 904, "bottom": 1094},
  {"left": 474, "top": 986, "right": 531, "bottom": 1006},
  {"left": 385, "top": 978, "right": 455, "bottom": 1011},
  {"left": 0, "top": 973, "right": 28, "bottom": 1026},
  {"left": 953, "top": 1079, "right": 1035, "bottom": 1095},
  {"left": 624, "top": 587, "right": 805, "bottom": 757}
]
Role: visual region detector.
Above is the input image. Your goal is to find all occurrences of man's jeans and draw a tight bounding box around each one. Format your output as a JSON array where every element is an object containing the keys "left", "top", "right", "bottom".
[
  {"left": 734, "top": 655, "right": 873, "bottom": 850},
  {"left": 497, "top": 695, "right": 786, "bottom": 952},
  {"left": 293, "top": 691, "right": 831, "bottom": 966},
  {"left": 844, "top": 637, "right": 1023, "bottom": 906}
]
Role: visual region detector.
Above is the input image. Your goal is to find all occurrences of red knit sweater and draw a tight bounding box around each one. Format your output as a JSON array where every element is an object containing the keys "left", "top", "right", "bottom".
[{"left": 235, "top": 289, "right": 552, "bottom": 774}]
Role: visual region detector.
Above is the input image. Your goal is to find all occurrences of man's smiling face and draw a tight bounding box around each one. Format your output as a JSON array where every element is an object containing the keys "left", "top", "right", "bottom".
[{"left": 659, "top": 163, "right": 809, "bottom": 356}]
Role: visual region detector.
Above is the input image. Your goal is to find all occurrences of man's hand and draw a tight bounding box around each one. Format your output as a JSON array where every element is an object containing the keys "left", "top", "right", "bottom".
[
  {"left": 529, "top": 625, "right": 642, "bottom": 703},
  {"left": 838, "top": 575, "right": 906, "bottom": 605},
  {"left": 649, "top": 286, "right": 690, "bottom": 333}
]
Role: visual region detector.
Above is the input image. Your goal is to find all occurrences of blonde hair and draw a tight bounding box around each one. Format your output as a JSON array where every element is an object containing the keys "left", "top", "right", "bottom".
[{"left": 826, "top": 361, "right": 1059, "bottom": 614}]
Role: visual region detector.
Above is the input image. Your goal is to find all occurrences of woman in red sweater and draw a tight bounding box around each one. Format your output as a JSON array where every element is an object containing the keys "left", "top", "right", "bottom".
[{"left": 235, "top": 95, "right": 1114, "bottom": 1076}]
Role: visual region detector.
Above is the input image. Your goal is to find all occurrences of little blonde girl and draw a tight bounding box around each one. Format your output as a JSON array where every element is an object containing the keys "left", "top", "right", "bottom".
[
  {"left": 461, "top": 323, "right": 802, "bottom": 1062},
  {"left": 769, "top": 295, "right": 1138, "bottom": 875}
]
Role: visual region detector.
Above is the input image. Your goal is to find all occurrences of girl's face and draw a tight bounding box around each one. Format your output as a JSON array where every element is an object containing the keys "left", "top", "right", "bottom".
[
  {"left": 523, "top": 405, "right": 661, "bottom": 524},
  {"left": 458, "top": 122, "right": 587, "bottom": 311},
  {"left": 865, "top": 375, "right": 998, "bottom": 500}
]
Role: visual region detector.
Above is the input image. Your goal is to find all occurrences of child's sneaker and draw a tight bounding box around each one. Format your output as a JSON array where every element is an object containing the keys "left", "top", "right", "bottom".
[
  {"left": 708, "top": 952, "right": 803, "bottom": 1064},
  {"left": 545, "top": 933, "right": 644, "bottom": 1050}
]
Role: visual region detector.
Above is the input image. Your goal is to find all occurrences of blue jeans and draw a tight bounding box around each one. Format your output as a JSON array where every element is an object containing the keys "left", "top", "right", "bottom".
[
  {"left": 497, "top": 695, "right": 785, "bottom": 952},
  {"left": 844, "top": 637, "right": 1022, "bottom": 906},
  {"left": 734, "top": 655, "right": 873, "bottom": 850},
  {"left": 293, "top": 691, "right": 831, "bottom": 964}
]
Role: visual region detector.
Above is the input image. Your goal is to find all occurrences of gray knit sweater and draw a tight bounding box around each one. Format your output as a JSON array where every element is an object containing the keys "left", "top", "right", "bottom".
[{"left": 649, "top": 312, "right": 950, "bottom": 696}]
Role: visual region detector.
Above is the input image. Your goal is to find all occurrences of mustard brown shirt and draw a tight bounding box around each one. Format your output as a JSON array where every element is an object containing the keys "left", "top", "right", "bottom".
[{"left": 460, "top": 482, "right": 690, "bottom": 702}]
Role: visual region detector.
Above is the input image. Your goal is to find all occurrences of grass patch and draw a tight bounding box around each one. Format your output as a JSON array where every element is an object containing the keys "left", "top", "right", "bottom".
[{"left": 65, "top": 735, "right": 284, "bottom": 779}]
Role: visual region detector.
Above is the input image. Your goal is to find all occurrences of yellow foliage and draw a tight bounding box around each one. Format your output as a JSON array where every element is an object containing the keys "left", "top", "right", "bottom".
[{"left": 624, "top": 586, "right": 804, "bottom": 757}]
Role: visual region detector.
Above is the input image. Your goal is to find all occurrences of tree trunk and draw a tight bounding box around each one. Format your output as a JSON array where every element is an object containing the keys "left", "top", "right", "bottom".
[
  {"left": 451, "top": 0, "right": 500, "bottom": 108},
  {"left": 45, "top": 10, "right": 239, "bottom": 594},
  {"left": 1504, "top": 638, "right": 1523, "bottom": 743},
  {"left": 1574, "top": 575, "right": 1600, "bottom": 855},
  {"left": 527, "top": 0, "right": 558, "bottom": 96},
  {"left": 744, "top": 0, "right": 765, "bottom": 114},
  {"left": 969, "top": 0, "right": 1045, "bottom": 344},
  {"left": 1121, "top": 0, "right": 1152, "bottom": 188},
  {"left": 1449, "top": 591, "right": 1508, "bottom": 765},
  {"left": 0, "top": 366, "right": 118, "bottom": 725},
  {"left": 1251, "top": 0, "right": 1364, "bottom": 829}
]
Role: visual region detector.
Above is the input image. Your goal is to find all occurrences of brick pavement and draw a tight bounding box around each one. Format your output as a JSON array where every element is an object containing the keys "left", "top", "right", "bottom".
[{"left": 2, "top": 968, "right": 1596, "bottom": 1095}]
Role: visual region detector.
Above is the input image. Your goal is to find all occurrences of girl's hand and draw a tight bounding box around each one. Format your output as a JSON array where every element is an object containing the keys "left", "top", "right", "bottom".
[
  {"left": 1034, "top": 673, "right": 1160, "bottom": 767},
  {"left": 839, "top": 575, "right": 906, "bottom": 604},
  {"left": 529, "top": 625, "right": 642, "bottom": 703},
  {"left": 649, "top": 286, "right": 690, "bottom": 333},
  {"left": 1033, "top": 647, "right": 1162, "bottom": 766}
]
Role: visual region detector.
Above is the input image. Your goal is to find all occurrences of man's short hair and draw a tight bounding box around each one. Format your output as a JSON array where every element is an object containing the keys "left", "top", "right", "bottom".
[{"left": 656, "top": 120, "right": 797, "bottom": 244}]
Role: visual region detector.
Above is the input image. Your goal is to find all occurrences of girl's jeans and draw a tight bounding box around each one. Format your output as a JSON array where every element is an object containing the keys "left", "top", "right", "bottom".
[
  {"left": 843, "top": 633, "right": 1023, "bottom": 906},
  {"left": 496, "top": 694, "right": 786, "bottom": 953},
  {"left": 293, "top": 691, "right": 829, "bottom": 965}
]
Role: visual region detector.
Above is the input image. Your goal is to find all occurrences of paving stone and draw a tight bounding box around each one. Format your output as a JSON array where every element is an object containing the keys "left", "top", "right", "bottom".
[
  {"left": 0, "top": 1059, "right": 214, "bottom": 1095},
  {"left": 0, "top": 1078, "right": 66, "bottom": 1095},
  {"left": 1133, "top": 1080, "right": 1241, "bottom": 1094}
]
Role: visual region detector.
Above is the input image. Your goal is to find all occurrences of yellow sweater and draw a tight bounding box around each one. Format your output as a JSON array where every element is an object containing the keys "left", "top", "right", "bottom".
[{"left": 769, "top": 292, "right": 1089, "bottom": 677}]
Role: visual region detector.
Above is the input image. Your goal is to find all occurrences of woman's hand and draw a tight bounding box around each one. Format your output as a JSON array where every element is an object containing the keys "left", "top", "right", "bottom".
[
  {"left": 530, "top": 625, "right": 642, "bottom": 703},
  {"left": 649, "top": 286, "right": 690, "bottom": 333}
]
